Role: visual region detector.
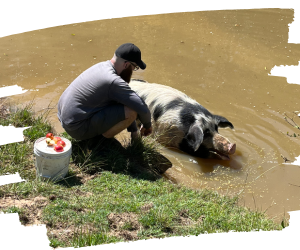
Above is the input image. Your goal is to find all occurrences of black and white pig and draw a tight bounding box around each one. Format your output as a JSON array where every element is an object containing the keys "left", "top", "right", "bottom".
[{"left": 130, "top": 79, "right": 236, "bottom": 160}]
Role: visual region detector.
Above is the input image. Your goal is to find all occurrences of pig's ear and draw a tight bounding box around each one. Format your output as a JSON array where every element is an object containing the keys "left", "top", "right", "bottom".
[
  {"left": 215, "top": 115, "right": 234, "bottom": 129},
  {"left": 186, "top": 124, "right": 203, "bottom": 152}
]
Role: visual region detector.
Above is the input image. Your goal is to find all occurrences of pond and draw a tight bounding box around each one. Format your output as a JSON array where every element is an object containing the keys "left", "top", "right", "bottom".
[{"left": 1, "top": 9, "right": 300, "bottom": 222}]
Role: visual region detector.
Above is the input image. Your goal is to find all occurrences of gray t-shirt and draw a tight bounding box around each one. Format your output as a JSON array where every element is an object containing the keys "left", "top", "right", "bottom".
[{"left": 57, "top": 60, "right": 151, "bottom": 132}]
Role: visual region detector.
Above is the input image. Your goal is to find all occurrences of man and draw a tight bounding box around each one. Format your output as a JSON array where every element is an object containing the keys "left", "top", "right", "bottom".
[{"left": 57, "top": 43, "right": 152, "bottom": 143}]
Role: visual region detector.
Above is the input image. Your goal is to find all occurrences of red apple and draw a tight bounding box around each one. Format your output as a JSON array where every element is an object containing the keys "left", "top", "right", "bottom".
[
  {"left": 57, "top": 140, "right": 66, "bottom": 147},
  {"left": 46, "top": 133, "right": 54, "bottom": 140},
  {"left": 54, "top": 145, "right": 64, "bottom": 152}
]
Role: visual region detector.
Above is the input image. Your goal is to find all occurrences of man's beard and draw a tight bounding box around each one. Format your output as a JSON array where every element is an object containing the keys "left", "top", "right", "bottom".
[{"left": 119, "top": 66, "right": 133, "bottom": 83}]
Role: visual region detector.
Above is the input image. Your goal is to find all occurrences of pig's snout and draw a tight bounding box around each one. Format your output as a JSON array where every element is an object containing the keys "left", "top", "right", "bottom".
[
  {"left": 213, "top": 134, "right": 236, "bottom": 156},
  {"left": 228, "top": 143, "right": 236, "bottom": 155}
]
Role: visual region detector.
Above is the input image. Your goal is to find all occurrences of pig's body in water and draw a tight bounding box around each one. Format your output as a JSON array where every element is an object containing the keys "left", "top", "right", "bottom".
[{"left": 130, "top": 80, "right": 236, "bottom": 160}]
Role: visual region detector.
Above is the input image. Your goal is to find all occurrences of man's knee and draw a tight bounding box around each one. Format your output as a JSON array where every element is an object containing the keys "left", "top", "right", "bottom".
[{"left": 124, "top": 106, "right": 137, "bottom": 122}]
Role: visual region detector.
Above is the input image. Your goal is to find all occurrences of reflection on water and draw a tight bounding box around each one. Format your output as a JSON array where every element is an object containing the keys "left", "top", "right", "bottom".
[{"left": 1, "top": 9, "right": 300, "bottom": 222}]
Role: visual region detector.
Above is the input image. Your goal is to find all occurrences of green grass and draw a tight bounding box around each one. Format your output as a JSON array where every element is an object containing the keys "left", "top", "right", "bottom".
[{"left": 0, "top": 101, "right": 284, "bottom": 248}]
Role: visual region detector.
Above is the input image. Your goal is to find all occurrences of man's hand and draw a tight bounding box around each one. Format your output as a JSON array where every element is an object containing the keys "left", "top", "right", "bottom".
[
  {"left": 131, "top": 131, "right": 140, "bottom": 140},
  {"left": 140, "top": 125, "right": 152, "bottom": 137}
]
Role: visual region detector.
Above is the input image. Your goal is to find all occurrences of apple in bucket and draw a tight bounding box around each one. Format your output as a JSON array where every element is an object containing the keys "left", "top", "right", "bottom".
[
  {"left": 57, "top": 140, "right": 66, "bottom": 147},
  {"left": 53, "top": 137, "right": 62, "bottom": 144},
  {"left": 54, "top": 144, "right": 64, "bottom": 152},
  {"left": 46, "top": 138, "right": 55, "bottom": 146},
  {"left": 45, "top": 133, "right": 66, "bottom": 152},
  {"left": 46, "top": 133, "right": 54, "bottom": 140}
]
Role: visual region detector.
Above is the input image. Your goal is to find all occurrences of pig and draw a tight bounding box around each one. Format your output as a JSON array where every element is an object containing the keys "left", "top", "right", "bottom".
[{"left": 130, "top": 79, "right": 236, "bottom": 160}]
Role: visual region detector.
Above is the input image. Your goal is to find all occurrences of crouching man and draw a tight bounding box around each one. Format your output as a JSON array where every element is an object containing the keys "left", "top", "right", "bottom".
[{"left": 57, "top": 43, "right": 152, "bottom": 143}]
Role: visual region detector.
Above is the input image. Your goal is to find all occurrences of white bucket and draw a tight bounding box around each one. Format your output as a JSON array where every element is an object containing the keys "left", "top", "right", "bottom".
[{"left": 34, "top": 137, "right": 72, "bottom": 181}]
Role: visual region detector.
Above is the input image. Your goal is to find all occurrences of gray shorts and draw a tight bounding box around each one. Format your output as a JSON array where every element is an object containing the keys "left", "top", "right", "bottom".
[{"left": 63, "top": 104, "right": 125, "bottom": 141}]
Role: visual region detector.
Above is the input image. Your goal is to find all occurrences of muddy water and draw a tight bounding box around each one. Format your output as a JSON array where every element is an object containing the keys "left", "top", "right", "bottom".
[{"left": 1, "top": 9, "right": 300, "bottom": 222}]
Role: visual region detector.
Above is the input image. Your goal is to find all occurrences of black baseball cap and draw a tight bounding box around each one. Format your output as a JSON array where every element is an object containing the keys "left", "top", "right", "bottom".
[{"left": 115, "top": 43, "right": 146, "bottom": 70}]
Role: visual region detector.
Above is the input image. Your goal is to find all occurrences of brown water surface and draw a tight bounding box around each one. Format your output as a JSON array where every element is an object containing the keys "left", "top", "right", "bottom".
[{"left": 1, "top": 9, "right": 300, "bottom": 222}]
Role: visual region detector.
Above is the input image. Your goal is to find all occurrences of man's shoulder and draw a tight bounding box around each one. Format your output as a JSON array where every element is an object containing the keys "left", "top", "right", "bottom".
[
  {"left": 85, "top": 60, "right": 119, "bottom": 83},
  {"left": 90, "top": 60, "right": 112, "bottom": 71}
]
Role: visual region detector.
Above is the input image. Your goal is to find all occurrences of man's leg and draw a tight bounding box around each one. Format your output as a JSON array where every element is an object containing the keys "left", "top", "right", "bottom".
[{"left": 102, "top": 106, "right": 137, "bottom": 138}]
